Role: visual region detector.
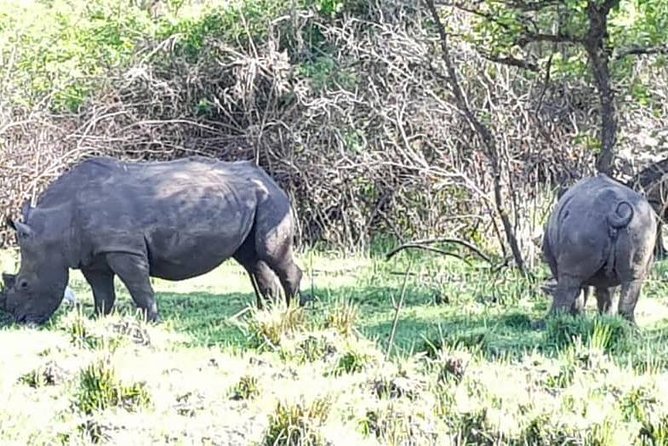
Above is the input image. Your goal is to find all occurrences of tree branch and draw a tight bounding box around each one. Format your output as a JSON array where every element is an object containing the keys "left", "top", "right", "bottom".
[
  {"left": 516, "top": 32, "right": 583, "bottom": 46},
  {"left": 385, "top": 237, "right": 494, "bottom": 264},
  {"left": 615, "top": 45, "right": 668, "bottom": 61},
  {"left": 384, "top": 243, "right": 472, "bottom": 265},
  {"left": 480, "top": 53, "right": 539, "bottom": 72},
  {"left": 422, "top": 0, "right": 529, "bottom": 276}
]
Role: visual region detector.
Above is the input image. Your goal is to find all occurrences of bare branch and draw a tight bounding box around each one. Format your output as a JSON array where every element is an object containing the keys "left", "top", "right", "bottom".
[
  {"left": 385, "top": 236, "right": 494, "bottom": 264},
  {"left": 384, "top": 243, "right": 472, "bottom": 265},
  {"left": 516, "top": 32, "right": 583, "bottom": 46},
  {"left": 423, "top": 0, "right": 529, "bottom": 275},
  {"left": 615, "top": 45, "right": 668, "bottom": 61},
  {"left": 480, "top": 53, "right": 539, "bottom": 72}
]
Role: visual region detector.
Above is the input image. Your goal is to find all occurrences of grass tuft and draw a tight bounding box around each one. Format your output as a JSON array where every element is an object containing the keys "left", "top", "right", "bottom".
[
  {"left": 263, "top": 396, "right": 332, "bottom": 446},
  {"left": 323, "top": 298, "right": 359, "bottom": 336},
  {"left": 544, "top": 314, "right": 636, "bottom": 354},
  {"left": 78, "top": 418, "right": 112, "bottom": 444},
  {"left": 19, "top": 360, "right": 67, "bottom": 387},
  {"left": 230, "top": 374, "right": 261, "bottom": 400},
  {"left": 331, "top": 343, "right": 377, "bottom": 376},
  {"left": 245, "top": 302, "right": 308, "bottom": 350},
  {"left": 75, "top": 356, "right": 151, "bottom": 415}
]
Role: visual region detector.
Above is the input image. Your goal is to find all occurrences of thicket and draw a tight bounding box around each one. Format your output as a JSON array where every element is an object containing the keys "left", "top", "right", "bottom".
[{"left": 0, "top": 0, "right": 666, "bottom": 261}]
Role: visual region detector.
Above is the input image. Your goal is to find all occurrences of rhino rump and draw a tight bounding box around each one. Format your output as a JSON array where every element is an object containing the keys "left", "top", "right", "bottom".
[{"left": 543, "top": 173, "right": 656, "bottom": 289}]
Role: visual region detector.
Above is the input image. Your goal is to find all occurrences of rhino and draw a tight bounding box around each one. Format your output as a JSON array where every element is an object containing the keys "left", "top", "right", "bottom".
[
  {"left": 2, "top": 156, "right": 304, "bottom": 325},
  {"left": 626, "top": 157, "right": 668, "bottom": 260},
  {"left": 541, "top": 173, "right": 657, "bottom": 323}
]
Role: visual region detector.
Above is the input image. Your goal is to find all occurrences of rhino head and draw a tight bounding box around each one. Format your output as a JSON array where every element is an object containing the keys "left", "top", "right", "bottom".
[{"left": 3, "top": 213, "right": 70, "bottom": 325}]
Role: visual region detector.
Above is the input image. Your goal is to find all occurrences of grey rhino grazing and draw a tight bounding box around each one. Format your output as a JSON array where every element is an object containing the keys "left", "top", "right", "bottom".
[
  {"left": 541, "top": 173, "right": 657, "bottom": 323},
  {"left": 2, "top": 156, "right": 303, "bottom": 325}
]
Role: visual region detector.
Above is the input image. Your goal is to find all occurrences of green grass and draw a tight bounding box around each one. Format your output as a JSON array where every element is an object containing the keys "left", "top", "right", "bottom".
[{"left": 1, "top": 247, "right": 668, "bottom": 444}]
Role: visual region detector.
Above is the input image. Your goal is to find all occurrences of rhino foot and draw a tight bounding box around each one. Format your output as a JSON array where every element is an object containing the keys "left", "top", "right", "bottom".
[
  {"left": 531, "top": 319, "right": 547, "bottom": 331},
  {"left": 298, "top": 292, "right": 316, "bottom": 307}
]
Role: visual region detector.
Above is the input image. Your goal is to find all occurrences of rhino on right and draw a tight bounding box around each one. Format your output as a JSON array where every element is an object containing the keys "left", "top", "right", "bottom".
[{"left": 541, "top": 173, "right": 657, "bottom": 324}]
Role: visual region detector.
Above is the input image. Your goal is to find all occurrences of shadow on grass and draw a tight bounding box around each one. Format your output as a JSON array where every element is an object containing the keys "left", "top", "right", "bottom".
[
  {"left": 0, "top": 283, "right": 549, "bottom": 355},
  {"left": 0, "top": 289, "right": 258, "bottom": 348},
  {"left": 3, "top": 279, "right": 668, "bottom": 374},
  {"left": 363, "top": 311, "right": 546, "bottom": 359}
]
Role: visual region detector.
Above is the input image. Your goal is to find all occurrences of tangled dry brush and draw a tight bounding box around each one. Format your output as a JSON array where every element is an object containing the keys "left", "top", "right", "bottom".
[{"left": 1, "top": 1, "right": 665, "bottom": 259}]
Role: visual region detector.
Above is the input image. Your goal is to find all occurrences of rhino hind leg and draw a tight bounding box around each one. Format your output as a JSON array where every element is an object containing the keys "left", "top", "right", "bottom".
[
  {"left": 266, "top": 255, "right": 303, "bottom": 306},
  {"left": 618, "top": 279, "right": 644, "bottom": 324},
  {"left": 571, "top": 287, "right": 590, "bottom": 314},
  {"left": 81, "top": 267, "right": 116, "bottom": 316},
  {"left": 105, "top": 253, "right": 159, "bottom": 322},
  {"left": 549, "top": 275, "right": 582, "bottom": 317},
  {"left": 247, "top": 261, "right": 281, "bottom": 308},
  {"left": 233, "top": 243, "right": 281, "bottom": 309},
  {"left": 655, "top": 221, "right": 666, "bottom": 260},
  {"left": 253, "top": 202, "right": 304, "bottom": 307}
]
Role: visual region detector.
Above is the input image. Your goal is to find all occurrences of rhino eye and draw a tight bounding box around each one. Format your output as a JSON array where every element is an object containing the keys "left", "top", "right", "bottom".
[{"left": 17, "top": 279, "right": 28, "bottom": 290}]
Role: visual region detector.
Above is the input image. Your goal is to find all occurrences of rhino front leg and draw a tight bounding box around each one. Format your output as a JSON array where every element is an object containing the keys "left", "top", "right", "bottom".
[
  {"left": 105, "top": 253, "right": 159, "bottom": 323},
  {"left": 618, "top": 279, "right": 644, "bottom": 324},
  {"left": 594, "top": 286, "right": 617, "bottom": 316},
  {"left": 571, "top": 287, "right": 589, "bottom": 314},
  {"left": 81, "top": 267, "right": 116, "bottom": 316},
  {"left": 549, "top": 275, "right": 582, "bottom": 317},
  {"left": 596, "top": 287, "right": 614, "bottom": 314},
  {"left": 655, "top": 221, "right": 666, "bottom": 261}
]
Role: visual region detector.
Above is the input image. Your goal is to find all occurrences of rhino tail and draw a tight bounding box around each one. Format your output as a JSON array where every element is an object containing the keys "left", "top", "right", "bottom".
[{"left": 607, "top": 201, "right": 634, "bottom": 229}]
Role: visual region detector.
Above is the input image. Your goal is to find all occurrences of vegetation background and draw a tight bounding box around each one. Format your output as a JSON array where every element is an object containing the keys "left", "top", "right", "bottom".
[{"left": 1, "top": 0, "right": 668, "bottom": 444}]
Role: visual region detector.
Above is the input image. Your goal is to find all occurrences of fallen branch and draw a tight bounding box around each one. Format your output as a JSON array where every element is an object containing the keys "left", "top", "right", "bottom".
[
  {"left": 386, "top": 236, "right": 497, "bottom": 268},
  {"left": 385, "top": 261, "right": 413, "bottom": 360},
  {"left": 385, "top": 243, "right": 471, "bottom": 265}
]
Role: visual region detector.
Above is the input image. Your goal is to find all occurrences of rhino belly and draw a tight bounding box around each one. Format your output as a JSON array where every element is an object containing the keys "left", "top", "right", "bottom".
[
  {"left": 142, "top": 199, "right": 256, "bottom": 281},
  {"left": 146, "top": 230, "right": 250, "bottom": 281}
]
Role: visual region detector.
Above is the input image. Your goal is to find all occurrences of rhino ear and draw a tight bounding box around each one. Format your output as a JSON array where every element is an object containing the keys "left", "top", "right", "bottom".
[
  {"left": 5, "top": 216, "right": 15, "bottom": 231},
  {"left": 20, "top": 201, "right": 34, "bottom": 221},
  {"left": 2, "top": 273, "right": 16, "bottom": 289},
  {"left": 8, "top": 220, "right": 33, "bottom": 240}
]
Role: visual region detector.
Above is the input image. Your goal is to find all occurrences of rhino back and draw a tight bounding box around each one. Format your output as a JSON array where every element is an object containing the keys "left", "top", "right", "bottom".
[
  {"left": 44, "top": 157, "right": 275, "bottom": 278},
  {"left": 32, "top": 157, "right": 119, "bottom": 213}
]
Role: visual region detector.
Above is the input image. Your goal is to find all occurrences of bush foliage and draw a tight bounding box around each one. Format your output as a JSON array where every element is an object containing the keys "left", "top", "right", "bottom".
[{"left": 0, "top": 0, "right": 666, "bottom": 253}]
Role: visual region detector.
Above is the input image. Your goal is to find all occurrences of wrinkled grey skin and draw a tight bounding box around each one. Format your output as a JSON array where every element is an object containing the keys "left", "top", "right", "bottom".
[
  {"left": 3, "top": 156, "right": 303, "bottom": 325},
  {"left": 542, "top": 173, "right": 657, "bottom": 323}
]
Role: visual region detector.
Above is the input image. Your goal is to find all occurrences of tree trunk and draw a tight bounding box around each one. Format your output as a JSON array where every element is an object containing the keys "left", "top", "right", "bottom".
[
  {"left": 423, "top": 0, "right": 528, "bottom": 276},
  {"left": 585, "top": 0, "right": 619, "bottom": 176}
]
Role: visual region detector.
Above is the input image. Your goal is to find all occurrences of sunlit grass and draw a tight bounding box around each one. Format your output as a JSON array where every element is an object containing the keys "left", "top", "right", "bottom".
[{"left": 1, "top": 246, "right": 668, "bottom": 443}]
